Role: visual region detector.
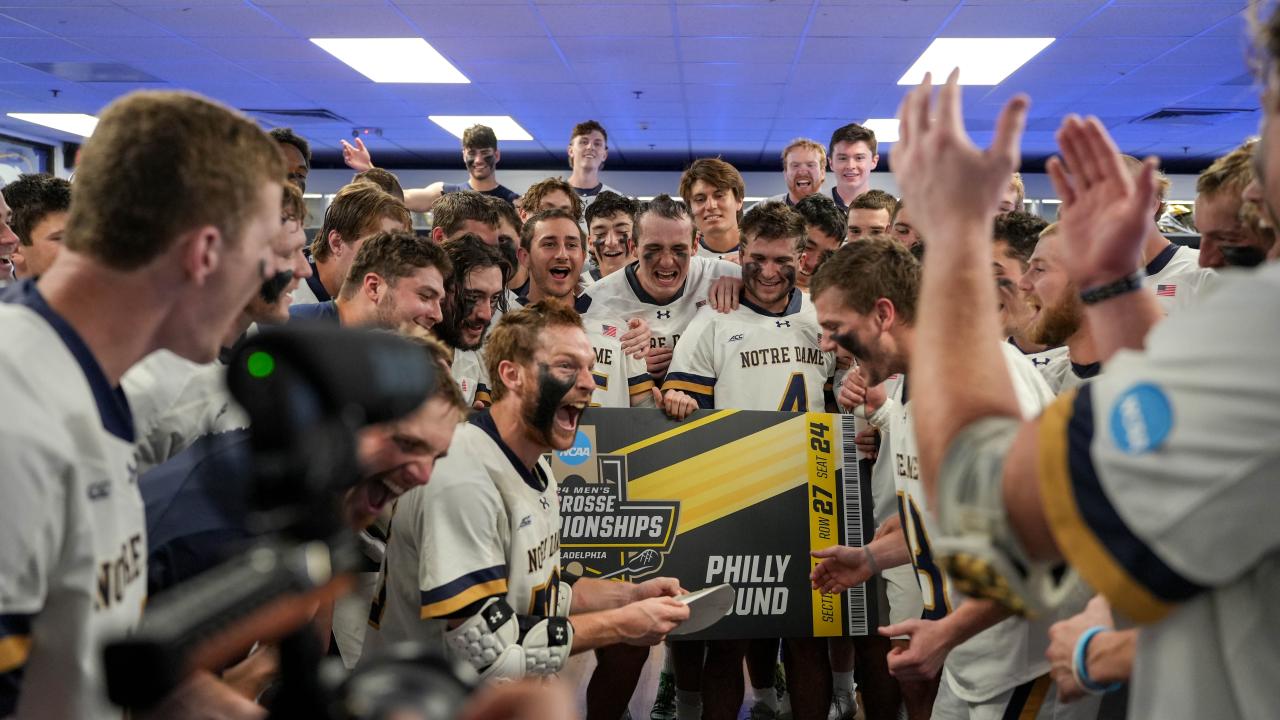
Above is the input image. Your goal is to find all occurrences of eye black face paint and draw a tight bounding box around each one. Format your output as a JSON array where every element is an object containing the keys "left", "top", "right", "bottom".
[
  {"left": 832, "top": 330, "right": 867, "bottom": 360},
  {"left": 526, "top": 362, "right": 575, "bottom": 442},
  {"left": 259, "top": 270, "right": 293, "bottom": 304}
]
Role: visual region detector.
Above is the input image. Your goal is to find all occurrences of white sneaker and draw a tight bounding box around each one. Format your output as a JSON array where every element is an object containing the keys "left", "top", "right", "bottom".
[{"left": 828, "top": 690, "right": 858, "bottom": 720}]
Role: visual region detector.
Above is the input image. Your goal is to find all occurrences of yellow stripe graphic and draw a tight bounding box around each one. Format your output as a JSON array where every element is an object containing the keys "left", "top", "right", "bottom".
[
  {"left": 609, "top": 410, "right": 738, "bottom": 456},
  {"left": 420, "top": 578, "right": 509, "bottom": 619},
  {"left": 628, "top": 416, "right": 809, "bottom": 534},
  {"left": 805, "top": 414, "right": 842, "bottom": 636},
  {"left": 0, "top": 635, "right": 31, "bottom": 674}
]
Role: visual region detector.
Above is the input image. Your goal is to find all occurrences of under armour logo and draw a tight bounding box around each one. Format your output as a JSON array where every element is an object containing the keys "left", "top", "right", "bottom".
[
  {"left": 776, "top": 320, "right": 791, "bottom": 328},
  {"left": 553, "top": 626, "right": 565, "bottom": 641},
  {"left": 1032, "top": 358, "right": 1052, "bottom": 367},
  {"left": 656, "top": 310, "right": 671, "bottom": 319},
  {"left": 540, "top": 497, "right": 551, "bottom": 510}
]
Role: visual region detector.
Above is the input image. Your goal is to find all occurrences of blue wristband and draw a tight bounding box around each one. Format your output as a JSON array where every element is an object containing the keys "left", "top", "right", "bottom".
[{"left": 1073, "top": 626, "right": 1123, "bottom": 694}]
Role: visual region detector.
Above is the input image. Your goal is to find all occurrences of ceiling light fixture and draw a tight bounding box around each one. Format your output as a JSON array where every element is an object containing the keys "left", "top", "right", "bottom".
[
  {"left": 310, "top": 38, "right": 469, "bottom": 84},
  {"left": 862, "top": 118, "right": 900, "bottom": 143},
  {"left": 7, "top": 112, "right": 99, "bottom": 137},
  {"left": 429, "top": 115, "right": 533, "bottom": 141},
  {"left": 898, "top": 38, "right": 1054, "bottom": 86}
]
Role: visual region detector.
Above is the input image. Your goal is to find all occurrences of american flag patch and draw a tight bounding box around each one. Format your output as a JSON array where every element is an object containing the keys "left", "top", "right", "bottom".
[
  {"left": 1156, "top": 284, "right": 1176, "bottom": 297},
  {"left": 602, "top": 324, "right": 618, "bottom": 337}
]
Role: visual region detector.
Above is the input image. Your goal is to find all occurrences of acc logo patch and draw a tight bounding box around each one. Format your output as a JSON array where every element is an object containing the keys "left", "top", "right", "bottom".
[
  {"left": 1109, "top": 383, "right": 1173, "bottom": 454},
  {"left": 556, "top": 429, "right": 593, "bottom": 466}
]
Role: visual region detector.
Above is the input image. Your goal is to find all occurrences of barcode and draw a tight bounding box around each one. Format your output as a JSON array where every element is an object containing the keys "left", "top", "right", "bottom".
[{"left": 840, "top": 415, "right": 868, "bottom": 635}]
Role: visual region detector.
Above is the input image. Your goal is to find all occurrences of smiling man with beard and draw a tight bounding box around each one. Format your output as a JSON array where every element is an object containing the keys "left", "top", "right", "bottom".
[
  {"left": 436, "top": 233, "right": 509, "bottom": 408},
  {"left": 360, "top": 301, "right": 689, "bottom": 681},
  {"left": 1018, "top": 223, "right": 1101, "bottom": 394}
]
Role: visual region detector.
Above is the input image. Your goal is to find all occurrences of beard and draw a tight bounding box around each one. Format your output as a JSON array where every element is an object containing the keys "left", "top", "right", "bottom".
[
  {"left": 373, "top": 290, "right": 402, "bottom": 330},
  {"left": 1028, "top": 292, "right": 1083, "bottom": 347}
]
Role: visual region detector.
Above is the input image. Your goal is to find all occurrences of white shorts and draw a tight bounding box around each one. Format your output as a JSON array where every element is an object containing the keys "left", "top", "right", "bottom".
[{"left": 883, "top": 564, "right": 923, "bottom": 634}]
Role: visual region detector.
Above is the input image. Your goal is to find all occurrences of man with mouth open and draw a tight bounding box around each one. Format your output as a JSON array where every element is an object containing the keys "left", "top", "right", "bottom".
[
  {"left": 583, "top": 190, "right": 639, "bottom": 284},
  {"left": 578, "top": 195, "right": 741, "bottom": 383},
  {"left": 360, "top": 300, "right": 689, "bottom": 681},
  {"left": 761, "top": 138, "right": 828, "bottom": 208}
]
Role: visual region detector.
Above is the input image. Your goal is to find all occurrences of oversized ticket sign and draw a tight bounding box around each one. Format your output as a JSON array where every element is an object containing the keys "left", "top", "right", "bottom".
[{"left": 548, "top": 408, "right": 876, "bottom": 639}]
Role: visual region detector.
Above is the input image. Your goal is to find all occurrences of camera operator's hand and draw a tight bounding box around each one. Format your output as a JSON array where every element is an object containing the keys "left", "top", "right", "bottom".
[
  {"left": 220, "top": 644, "right": 278, "bottom": 702},
  {"left": 630, "top": 577, "right": 686, "bottom": 602},
  {"left": 616, "top": 596, "right": 690, "bottom": 645},
  {"left": 144, "top": 671, "right": 266, "bottom": 720},
  {"left": 459, "top": 678, "right": 577, "bottom": 720}
]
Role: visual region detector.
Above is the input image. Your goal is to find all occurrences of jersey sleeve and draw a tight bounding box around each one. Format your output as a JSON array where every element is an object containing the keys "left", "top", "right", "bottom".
[
  {"left": 662, "top": 308, "right": 718, "bottom": 409},
  {"left": 1035, "top": 268, "right": 1280, "bottom": 624},
  {"left": 474, "top": 360, "right": 493, "bottom": 407},
  {"left": 623, "top": 346, "right": 655, "bottom": 399},
  {"left": 415, "top": 477, "right": 510, "bottom": 620}
]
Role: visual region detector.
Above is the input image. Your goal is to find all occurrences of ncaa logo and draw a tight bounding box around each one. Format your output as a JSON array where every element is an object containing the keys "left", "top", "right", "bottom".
[{"left": 557, "top": 430, "right": 593, "bottom": 466}]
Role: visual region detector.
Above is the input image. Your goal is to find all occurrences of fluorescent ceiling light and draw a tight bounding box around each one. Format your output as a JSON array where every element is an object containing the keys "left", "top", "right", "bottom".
[
  {"left": 862, "top": 118, "right": 900, "bottom": 143},
  {"left": 310, "top": 38, "right": 468, "bottom": 84},
  {"left": 7, "top": 112, "right": 98, "bottom": 137},
  {"left": 429, "top": 115, "right": 532, "bottom": 142},
  {"left": 898, "top": 38, "right": 1054, "bottom": 86}
]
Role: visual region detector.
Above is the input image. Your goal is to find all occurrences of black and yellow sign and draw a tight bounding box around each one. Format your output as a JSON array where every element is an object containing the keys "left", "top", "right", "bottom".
[{"left": 550, "top": 409, "right": 876, "bottom": 639}]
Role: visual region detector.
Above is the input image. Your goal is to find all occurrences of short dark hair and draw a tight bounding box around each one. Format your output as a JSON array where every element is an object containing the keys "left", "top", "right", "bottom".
[
  {"left": 811, "top": 237, "right": 920, "bottom": 323},
  {"left": 850, "top": 189, "right": 898, "bottom": 215},
  {"left": 339, "top": 230, "right": 452, "bottom": 300},
  {"left": 794, "top": 193, "right": 847, "bottom": 244},
  {"left": 585, "top": 191, "right": 640, "bottom": 227},
  {"left": 433, "top": 190, "right": 500, "bottom": 238},
  {"left": 269, "top": 127, "right": 311, "bottom": 168},
  {"left": 634, "top": 194, "right": 692, "bottom": 243},
  {"left": 740, "top": 201, "right": 806, "bottom": 253},
  {"left": 2, "top": 173, "right": 71, "bottom": 246},
  {"left": 992, "top": 211, "right": 1049, "bottom": 266},
  {"left": 571, "top": 120, "right": 608, "bottom": 144},
  {"left": 486, "top": 194, "right": 522, "bottom": 235},
  {"left": 520, "top": 207, "right": 586, "bottom": 251},
  {"left": 354, "top": 168, "right": 404, "bottom": 202},
  {"left": 462, "top": 124, "right": 498, "bottom": 150},
  {"left": 829, "top": 122, "right": 878, "bottom": 158}
]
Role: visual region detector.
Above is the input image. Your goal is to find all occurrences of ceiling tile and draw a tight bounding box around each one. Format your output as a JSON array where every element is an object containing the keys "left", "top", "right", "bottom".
[
  {"left": 808, "top": 3, "right": 956, "bottom": 37},
  {"left": 129, "top": 5, "right": 293, "bottom": 37},
  {"left": 1072, "top": 4, "right": 1241, "bottom": 37},
  {"left": 559, "top": 36, "right": 677, "bottom": 64},
  {"left": 676, "top": 5, "right": 809, "bottom": 37},
  {"left": 680, "top": 36, "right": 798, "bottom": 63},
  {"left": 261, "top": 5, "right": 418, "bottom": 37},
  {"left": 539, "top": 4, "right": 673, "bottom": 37},
  {"left": 0, "top": 6, "right": 171, "bottom": 37}
]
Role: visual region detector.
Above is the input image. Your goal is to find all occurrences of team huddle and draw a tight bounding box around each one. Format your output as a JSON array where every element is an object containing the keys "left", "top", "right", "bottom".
[{"left": 3, "top": 9, "right": 1280, "bottom": 720}]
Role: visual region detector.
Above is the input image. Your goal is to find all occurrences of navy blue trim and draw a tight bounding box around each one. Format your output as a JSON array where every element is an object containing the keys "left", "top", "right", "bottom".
[
  {"left": 1071, "top": 361, "right": 1101, "bottom": 380},
  {"left": 1144, "top": 244, "right": 1179, "bottom": 277},
  {"left": 999, "top": 676, "right": 1038, "bottom": 720},
  {"left": 1066, "top": 384, "right": 1206, "bottom": 603},
  {"left": 304, "top": 259, "right": 330, "bottom": 302},
  {"left": 900, "top": 375, "right": 909, "bottom": 405},
  {"left": 444, "top": 183, "right": 520, "bottom": 205},
  {"left": 698, "top": 233, "right": 739, "bottom": 256},
  {"left": 624, "top": 261, "right": 685, "bottom": 306},
  {"left": 663, "top": 371, "right": 716, "bottom": 409},
  {"left": 573, "top": 183, "right": 604, "bottom": 198},
  {"left": 1, "top": 280, "right": 134, "bottom": 441},
  {"left": 0, "top": 613, "right": 32, "bottom": 717},
  {"left": 420, "top": 564, "right": 508, "bottom": 606},
  {"left": 739, "top": 288, "right": 802, "bottom": 317},
  {"left": 287, "top": 300, "right": 339, "bottom": 323},
  {"left": 589, "top": 266, "right": 602, "bottom": 281},
  {"left": 831, "top": 186, "right": 852, "bottom": 210},
  {"left": 470, "top": 409, "right": 549, "bottom": 492},
  {"left": 0, "top": 613, "right": 31, "bottom": 640}
]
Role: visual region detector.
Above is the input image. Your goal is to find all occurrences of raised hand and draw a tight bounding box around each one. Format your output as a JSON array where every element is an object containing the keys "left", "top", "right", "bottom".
[
  {"left": 1046, "top": 116, "right": 1158, "bottom": 288},
  {"left": 892, "top": 69, "right": 1029, "bottom": 242},
  {"left": 341, "top": 137, "right": 374, "bottom": 173}
]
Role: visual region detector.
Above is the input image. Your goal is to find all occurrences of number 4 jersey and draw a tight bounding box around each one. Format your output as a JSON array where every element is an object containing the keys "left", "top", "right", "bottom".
[{"left": 663, "top": 289, "right": 835, "bottom": 411}]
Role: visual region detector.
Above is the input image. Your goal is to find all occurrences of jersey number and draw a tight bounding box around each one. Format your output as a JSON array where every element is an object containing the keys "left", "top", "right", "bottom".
[
  {"left": 778, "top": 372, "right": 808, "bottom": 412},
  {"left": 897, "top": 491, "right": 951, "bottom": 620}
]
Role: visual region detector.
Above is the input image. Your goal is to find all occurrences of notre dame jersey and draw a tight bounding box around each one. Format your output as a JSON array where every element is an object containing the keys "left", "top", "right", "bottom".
[
  {"left": 578, "top": 256, "right": 741, "bottom": 355},
  {"left": 449, "top": 346, "right": 491, "bottom": 407},
  {"left": 583, "top": 320, "right": 654, "bottom": 408},
  {"left": 1143, "top": 243, "right": 1215, "bottom": 315},
  {"left": 887, "top": 343, "right": 1056, "bottom": 702},
  {"left": 663, "top": 290, "right": 834, "bottom": 411},
  {"left": 0, "top": 282, "right": 147, "bottom": 719},
  {"left": 361, "top": 412, "right": 563, "bottom": 670}
]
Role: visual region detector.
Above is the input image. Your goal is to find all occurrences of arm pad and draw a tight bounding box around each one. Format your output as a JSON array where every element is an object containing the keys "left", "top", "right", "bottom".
[{"left": 444, "top": 597, "right": 574, "bottom": 680}]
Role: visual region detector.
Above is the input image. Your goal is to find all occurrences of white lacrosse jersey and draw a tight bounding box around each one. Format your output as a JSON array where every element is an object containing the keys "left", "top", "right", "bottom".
[
  {"left": 0, "top": 282, "right": 147, "bottom": 719},
  {"left": 578, "top": 256, "right": 741, "bottom": 355},
  {"left": 1037, "top": 352, "right": 1103, "bottom": 396},
  {"left": 449, "top": 346, "right": 492, "bottom": 407},
  {"left": 1143, "top": 243, "right": 1214, "bottom": 315},
  {"left": 583, "top": 320, "right": 654, "bottom": 408},
  {"left": 885, "top": 344, "right": 1056, "bottom": 702},
  {"left": 123, "top": 350, "right": 248, "bottom": 474},
  {"left": 1037, "top": 262, "right": 1280, "bottom": 719},
  {"left": 361, "top": 412, "right": 564, "bottom": 670},
  {"left": 664, "top": 290, "right": 834, "bottom": 411},
  {"left": 694, "top": 234, "right": 740, "bottom": 263}
]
